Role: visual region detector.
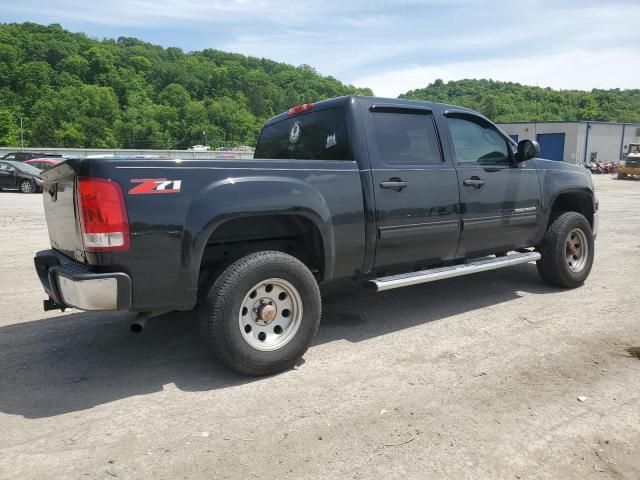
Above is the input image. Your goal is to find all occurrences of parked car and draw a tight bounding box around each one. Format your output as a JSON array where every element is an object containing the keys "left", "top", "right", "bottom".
[
  {"left": 34, "top": 96, "right": 598, "bottom": 375},
  {"left": 2, "top": 152, "right": 63, "bottom": 162},
  {"left": 0, "top": 160, "right": 43, "bottom": 193},
  {"left": 24, "top": 158, "right": 62, "bottom": 171}
]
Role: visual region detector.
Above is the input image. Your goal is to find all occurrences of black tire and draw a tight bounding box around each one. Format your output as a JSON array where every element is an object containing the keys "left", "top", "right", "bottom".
[
  {"left": 537, "top": 212, "right": 594, "bottom": 288},
  {"left": 19, "top": 179, "right": 36, "bottom": 194},
  {"left": 198, "top": 251, "right": 321, "bottom": 375},
  {"left": 617, "top": 172, "right": 627, "bottom": 179}
]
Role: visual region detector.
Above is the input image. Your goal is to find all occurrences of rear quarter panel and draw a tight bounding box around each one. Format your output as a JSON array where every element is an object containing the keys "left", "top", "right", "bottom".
[{"left": 83, "top": 158, "right": 365, "bottom": 311}]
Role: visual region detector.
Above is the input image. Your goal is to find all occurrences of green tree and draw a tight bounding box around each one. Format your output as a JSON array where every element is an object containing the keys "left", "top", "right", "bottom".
[{"left": 0, "top": 108, "right": 19, "bottom": 146}]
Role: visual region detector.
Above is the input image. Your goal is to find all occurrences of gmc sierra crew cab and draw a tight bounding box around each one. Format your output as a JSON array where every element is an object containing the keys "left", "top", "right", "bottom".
[{"left": 34, "top": 96, "right": 598, "bottom": 375}]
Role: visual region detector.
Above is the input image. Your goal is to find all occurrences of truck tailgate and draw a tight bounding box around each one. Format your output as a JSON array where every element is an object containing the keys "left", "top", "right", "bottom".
[{"left": 41, "top": 162, "right": 83, "bottom": 259}]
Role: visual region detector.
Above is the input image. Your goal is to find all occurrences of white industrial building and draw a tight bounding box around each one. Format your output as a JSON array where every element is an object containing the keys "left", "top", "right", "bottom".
[{"left": 497, "top": 121, "right": 640, "bottom": 164}]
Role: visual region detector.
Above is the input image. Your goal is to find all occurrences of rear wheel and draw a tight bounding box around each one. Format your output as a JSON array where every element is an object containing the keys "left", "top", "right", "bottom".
[
  {"left": 617, "top": 172, "right": 627, "bottom": 179},
  {"left": 19, "top": 179, "right": 35, "bottom": 194},
  {"left": 537, "top": 212, "right": 594, "bottom": 288},
  {"left": 199, "top": 251, "right": 321, "bottom": 375}
]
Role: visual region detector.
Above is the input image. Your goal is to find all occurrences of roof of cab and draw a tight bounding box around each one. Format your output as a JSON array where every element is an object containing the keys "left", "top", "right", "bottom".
[{"left": 262, "top": 95, "right": 480, "bottom": 127}]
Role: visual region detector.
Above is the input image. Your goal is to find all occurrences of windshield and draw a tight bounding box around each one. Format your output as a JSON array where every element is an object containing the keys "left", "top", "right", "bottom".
[
  {"left": 6, "top": 160, "right": 41, "bottom": 175},
  {"left": 629, "top": 145, "right": 640, "bottom": 154}
]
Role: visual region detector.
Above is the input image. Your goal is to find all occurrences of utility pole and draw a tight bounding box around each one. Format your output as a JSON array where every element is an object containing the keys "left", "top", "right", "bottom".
[{"left": 20, "top": 116, "right": 24, "bottom": 149}]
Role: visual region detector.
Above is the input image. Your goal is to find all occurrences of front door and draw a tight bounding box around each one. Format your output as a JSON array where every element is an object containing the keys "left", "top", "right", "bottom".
[
  {"left": 0, "top": 162, "right": 17, "bottom": 188},
  {"left": 446, "top": 114, "right": 541, "bottom": 258},
  {"left": 366, "top": 106, "right": 461, "bottom": 269}
]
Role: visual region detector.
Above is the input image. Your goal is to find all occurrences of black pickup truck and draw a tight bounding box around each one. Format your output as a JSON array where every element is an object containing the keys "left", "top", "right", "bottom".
[{"left": 34, "top": 96, "right": 598, "bottom": 375}]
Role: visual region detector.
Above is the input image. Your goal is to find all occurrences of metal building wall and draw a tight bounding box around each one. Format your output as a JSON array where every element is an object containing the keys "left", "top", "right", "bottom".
[
  {"left": 536, "top": 123, "right": 582, "bottom": 163},
  {"left": 497, "top": 122, "right": 536, "bottom": 143},
  {"left": 586, "top": 123, "right": 623, "bottom": 163},
  {"left": 575, "top": 124, "right": 587, "bottom": 164},
  {"left": 498, "top": 121, "right": 640, "bottom": 164},
  {"left": 498, "top": 122, "right": 583, "bottom": 163}
]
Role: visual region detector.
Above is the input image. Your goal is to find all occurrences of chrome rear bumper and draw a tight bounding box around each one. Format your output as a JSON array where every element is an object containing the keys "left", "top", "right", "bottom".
[{"left": 34, "top": 250, "right": 131, "bottom": 311}]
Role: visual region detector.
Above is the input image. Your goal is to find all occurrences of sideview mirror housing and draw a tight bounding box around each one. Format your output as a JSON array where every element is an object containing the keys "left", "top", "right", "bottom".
[{"left": 516, "top": 139, "right": 540, "bottom": 162}]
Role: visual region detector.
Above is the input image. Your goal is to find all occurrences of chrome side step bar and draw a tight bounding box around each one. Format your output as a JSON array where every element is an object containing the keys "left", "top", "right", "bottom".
[{"left": 367, "top": 251, "right": 541, "bottom": 292}]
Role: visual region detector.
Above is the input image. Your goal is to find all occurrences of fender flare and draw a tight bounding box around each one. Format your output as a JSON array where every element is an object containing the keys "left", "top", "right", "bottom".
[{"left": 182, "top": 175, "right": 335, "bottom": 293}]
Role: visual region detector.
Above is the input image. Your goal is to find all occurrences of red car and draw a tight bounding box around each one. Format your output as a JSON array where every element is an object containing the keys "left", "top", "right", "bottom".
[{"left": 24, "top": 158, "right": 62, "bottom": 171}]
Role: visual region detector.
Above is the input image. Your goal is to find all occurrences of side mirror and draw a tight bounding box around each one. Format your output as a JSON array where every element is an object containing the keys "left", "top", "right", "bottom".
[{"left": 517, "top": 139, "right": 540, "bottom": 162}]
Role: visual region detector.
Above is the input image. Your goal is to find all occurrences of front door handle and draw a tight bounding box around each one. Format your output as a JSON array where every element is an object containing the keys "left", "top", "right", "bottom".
[
  {"left": 463, "top": 177, "right": 486, "bottom": 188},
  {"left": 380, "top": 179, "right": 408, "bottom": 191}
]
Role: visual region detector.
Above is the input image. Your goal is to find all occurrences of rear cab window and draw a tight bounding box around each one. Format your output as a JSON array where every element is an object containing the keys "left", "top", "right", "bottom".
[{"left": 255, "top": 108, "right": 352, "bottom": 160}]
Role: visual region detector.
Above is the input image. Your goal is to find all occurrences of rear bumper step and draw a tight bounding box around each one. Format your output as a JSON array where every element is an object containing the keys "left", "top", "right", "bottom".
[
  {"left": 34, "top": 249, "right": 132, "bottom": 311},
  {"left": 367, "top": 251, "right": 541, "bottom": 292}
]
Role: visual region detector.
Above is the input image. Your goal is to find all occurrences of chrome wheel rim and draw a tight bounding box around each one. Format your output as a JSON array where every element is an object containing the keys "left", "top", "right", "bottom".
[
  {"left": 565, "top": 228, "right": 588, "bottom": 273},
  {"left": 21, "top": 181, "right": 33, "bottom": 193},
  {"left": 239, "top": 278, "right": 303, "bottom": 351}
]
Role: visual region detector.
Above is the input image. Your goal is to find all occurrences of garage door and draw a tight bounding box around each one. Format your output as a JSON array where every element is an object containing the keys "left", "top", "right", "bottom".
[{"left": 536, "top": 133, "right": 565, "bottom": 161}]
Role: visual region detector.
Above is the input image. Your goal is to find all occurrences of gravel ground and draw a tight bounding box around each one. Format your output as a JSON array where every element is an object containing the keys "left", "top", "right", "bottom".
[{"left": 0, "top": 175, "right": 638, "bottom": 480}]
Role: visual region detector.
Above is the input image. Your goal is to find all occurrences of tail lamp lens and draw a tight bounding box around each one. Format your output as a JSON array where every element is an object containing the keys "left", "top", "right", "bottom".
[{"left": 77, "top": 177, "right": 130, "bottom": 252}]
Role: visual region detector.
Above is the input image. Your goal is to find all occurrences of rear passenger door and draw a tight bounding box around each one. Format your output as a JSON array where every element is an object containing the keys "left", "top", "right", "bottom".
[
  {"left": 366, "top": 106, "right": 461, "bottom": 269},
  {"left": 445, "top": 113, "right": 541, "bottom": 257}
]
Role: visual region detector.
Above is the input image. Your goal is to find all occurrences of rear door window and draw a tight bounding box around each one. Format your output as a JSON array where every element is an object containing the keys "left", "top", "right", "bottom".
[
  {"left": 369, "top": 111, "right": 442, "bottom": 165},
  {"left": 255, "top": 108, "right": 352, "bottom": 160}
]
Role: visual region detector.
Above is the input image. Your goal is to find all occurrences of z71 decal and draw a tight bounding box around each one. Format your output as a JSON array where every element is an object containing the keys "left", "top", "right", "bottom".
[{"left": 129, "top": 178, "right": 182, "bottom": 194}]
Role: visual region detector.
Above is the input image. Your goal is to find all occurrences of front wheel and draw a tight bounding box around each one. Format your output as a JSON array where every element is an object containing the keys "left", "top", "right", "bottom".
[
  {"left": 617, "top": 172, "right": 627, "bottom": 179},
  {"left": 19, "top": 179, "right": 36, "bottom": 194},
  {"left": 198, "top": 251, "right": 321, "bottom": 375},
  {"left": 537, "top": 212, "right": 594, "bottom": 288}
]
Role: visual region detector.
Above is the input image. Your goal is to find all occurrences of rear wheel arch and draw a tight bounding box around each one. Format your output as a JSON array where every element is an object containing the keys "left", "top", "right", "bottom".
[{"left": 196, "top": 213, "right": 329, "bottom": 298}]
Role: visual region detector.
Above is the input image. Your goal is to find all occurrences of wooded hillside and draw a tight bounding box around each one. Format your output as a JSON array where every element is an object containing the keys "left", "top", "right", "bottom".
[
  {"left": 400, "top": 79, "right": 640, "bottom": 123},
  {"left": 0, "top": 23, "right": 372, "bottom": 148}
]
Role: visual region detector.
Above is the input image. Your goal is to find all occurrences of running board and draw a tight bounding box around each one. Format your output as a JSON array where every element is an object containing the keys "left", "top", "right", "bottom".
[{"left": 367, "top": 251, "right": 541, "bottom": 292}]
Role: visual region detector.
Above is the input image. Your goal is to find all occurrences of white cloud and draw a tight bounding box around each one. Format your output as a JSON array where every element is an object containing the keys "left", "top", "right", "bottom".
[
  {"left": 2, "top": 0, "right": 639, "bottom": 95},
  {"left": 351, "top": 48, "right": 640, "bottom": 97}
]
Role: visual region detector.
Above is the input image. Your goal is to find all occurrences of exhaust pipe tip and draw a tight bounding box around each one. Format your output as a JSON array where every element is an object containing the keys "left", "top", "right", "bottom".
[
  {"left": 129, "top": 310, "right": 169, "bottom": 334},
  {"left": 130, "top": 316, "right": 147, "bottom": 333},
  {"left": 130, "top": 322, "right": 144, "bottom": 333}
]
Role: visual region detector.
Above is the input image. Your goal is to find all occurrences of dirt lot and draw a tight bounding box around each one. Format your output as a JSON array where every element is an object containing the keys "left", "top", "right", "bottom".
[{"left": 0, "top": 175, "right": 639, "bottom": 480}]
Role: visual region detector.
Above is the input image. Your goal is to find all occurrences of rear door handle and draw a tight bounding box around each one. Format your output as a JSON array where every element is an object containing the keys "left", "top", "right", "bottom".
[
  {"left": 380, "top": 179, "right": 408, "bottom": 191},
  {"left": 463, "top": 177, "right": 486, "bottom": 188}
]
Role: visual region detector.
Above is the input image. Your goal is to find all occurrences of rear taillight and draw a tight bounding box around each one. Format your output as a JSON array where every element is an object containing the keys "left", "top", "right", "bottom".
[
  {"left": 77, "top": 177, "right": 130, "bottom": 252},
  {"left": 287, "top": 103, "right": 313, "bottom": 116}
]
